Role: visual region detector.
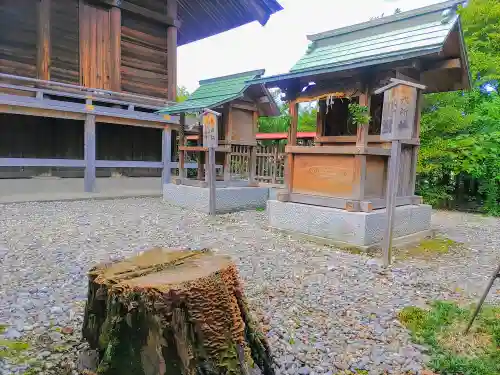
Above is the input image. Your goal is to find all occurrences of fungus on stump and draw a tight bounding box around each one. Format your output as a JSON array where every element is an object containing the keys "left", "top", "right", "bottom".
[{"left": 82, "top": 248, "right": 274, "bottom": 375}]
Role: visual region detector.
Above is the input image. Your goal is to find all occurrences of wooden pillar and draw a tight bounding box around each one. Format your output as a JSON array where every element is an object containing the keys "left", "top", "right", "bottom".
[
  {"left": 284, "top": 100, "right": 298, "bottom": 196},
  {"left": 178, "top": 113, "right": 186, "bottom": 178},
  {"left": 316, "top": 100, "right": 325, "bottom": 146},
  {"left": 249, "top": 146, "right": 257, "bottom": 184},
  {"left": 37, "top": 0, "right": 51, "bottom": 81},
  {"left": 353, "top": 91, "right": 370, "bottom": 211},
  {"left": 166, "top": 0, "right": 178, "bottom": 101},
  {"left": 109, "top": 6, "right": 121, "bottom": 92},
  {"left": 84, "top": 115, "right": 96, "bottom": 193},
  {"left": 224, "top": 104, "right": 232, "bottom": 181},
  {"left": 162, "top": 126, "right": 172, "bottom": 185},
  {"left": 409, "top": 90, "right": 423, "bottom": 196}
]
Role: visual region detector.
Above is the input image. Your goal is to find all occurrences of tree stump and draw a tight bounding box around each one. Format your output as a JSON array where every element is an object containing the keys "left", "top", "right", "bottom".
[{"left": 82, "top": 248, "right": 274, "bottom": 375}]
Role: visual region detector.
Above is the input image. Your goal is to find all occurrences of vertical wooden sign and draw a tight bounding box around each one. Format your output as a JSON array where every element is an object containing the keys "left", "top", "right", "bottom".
[
  {"left": 201, "top": 110, "right": 220, "bottom": 216},
  {"left": 375, "top": 79, "right": 426, "bottom": 267}
]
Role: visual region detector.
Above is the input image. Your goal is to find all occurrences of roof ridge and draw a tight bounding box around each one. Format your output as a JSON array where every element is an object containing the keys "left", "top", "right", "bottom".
[
  {"left": 199, "top": 69, "right": 265, "bottom": 85},
  {"left": 307, "top": 0, "right": 465, "bottom": 42}
]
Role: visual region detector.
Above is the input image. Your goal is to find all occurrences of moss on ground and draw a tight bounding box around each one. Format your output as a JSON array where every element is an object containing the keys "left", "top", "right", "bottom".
[
  {"left": 399, "top": 301, "right": 500, "bottom": 375},
  {"left": 393, "top": 236, "right": 464, "bottom": 260}
]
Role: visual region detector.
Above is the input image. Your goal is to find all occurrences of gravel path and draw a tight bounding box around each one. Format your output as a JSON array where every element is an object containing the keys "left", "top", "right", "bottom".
[{"left": 0, "top": 199, "right": 499, "bottom": 375}]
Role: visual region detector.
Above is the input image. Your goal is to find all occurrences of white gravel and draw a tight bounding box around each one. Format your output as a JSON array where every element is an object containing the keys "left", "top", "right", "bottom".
[{"left": 0, "top": 198, "right": 499, "bottom": 375}]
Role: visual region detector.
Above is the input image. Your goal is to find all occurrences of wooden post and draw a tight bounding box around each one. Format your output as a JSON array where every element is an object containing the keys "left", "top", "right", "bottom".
[
  {"left": 271, "top": 145, "right": 278, "bottom": 184},
  {"left": 37, "top": 0, "right": 51, "bottom": 81},
  {"left": 224, "top": 104, "right": 232, "bottom": 181},
  {"left": 284, "top": 100, "right": 298, "bottom": 196},
  {"left": 109, "top": 6, "right": 121, "bottom": 92},
  {"left": 353, "top": 91, "right": 369, "bottom": 206},
  {"left": 179, "top": 113, "right": 186, "bottom": 178},
  {"left": 162, "top": 126, "right": 172, "bottom": 186},
  {"left": 166, "top": 0, "right": 178, "bottom": 101},
  {"left": 316, "top": 100, "right": 325, "bottom": 146},
  {"left": 409, "top": 90, "right": 423, "bottom": 196},
  {"left": 382, "top": 140, "right": 401, "bottom": 267},
  {"left": 249, "top": 146, "right": 257, "bottom": 184},
  {"left": 208, "top": 147, "right": 216, "bottom": 215},
  {"left": 84, "top": 115, "right": 96, "bottom": 193}
]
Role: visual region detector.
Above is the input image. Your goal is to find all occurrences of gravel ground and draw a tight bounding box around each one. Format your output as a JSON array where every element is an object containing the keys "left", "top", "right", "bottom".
[{"left": 0, "top": 198, "right": 499, "bottom": 375}]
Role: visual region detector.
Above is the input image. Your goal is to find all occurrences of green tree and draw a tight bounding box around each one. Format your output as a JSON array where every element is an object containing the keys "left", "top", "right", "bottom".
[
  {"left": 417, "top": 0, "right": 500, "bottom": 214},
  {"left": 176, "top": 86, "right": 190, "bottom": 102}
]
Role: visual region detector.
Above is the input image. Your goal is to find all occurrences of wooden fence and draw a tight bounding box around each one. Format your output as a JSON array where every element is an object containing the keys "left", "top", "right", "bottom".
[{"left": 229, "top": 144, "right": 285, "bottom": 184}]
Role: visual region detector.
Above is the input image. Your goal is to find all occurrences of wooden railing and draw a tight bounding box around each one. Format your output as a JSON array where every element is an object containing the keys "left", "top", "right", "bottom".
[{"left": 230, "top": 144, "right": 286, "bottom": 184}]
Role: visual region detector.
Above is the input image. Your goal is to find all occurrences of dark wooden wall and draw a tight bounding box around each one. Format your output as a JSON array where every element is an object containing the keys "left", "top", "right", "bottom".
[
  {"left": 121, "top": 11, "right": 168, "bottom": 98},
  {"left": 0, "top": 0, "right": 38, "bottom": 78},
  {"left": 51, "top": 0, "right": 80, "bottom": 84},
  {"left": 0, "top": 0, "right": 177, "bottom": 99}
]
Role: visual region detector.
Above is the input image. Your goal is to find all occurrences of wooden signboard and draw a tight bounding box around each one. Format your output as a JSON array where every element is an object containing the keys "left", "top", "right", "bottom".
[
  {"left": 374, "top": 79, "right": 426, "bottom": 267},
  {"left": 200, "top": 109, "right": 221, "bottom": 216},
  {"left": 202, "top": 112, "right": 218, "bottom": 148},
  {"left": 380, "top": 84, "right": 417, "bottom": 141}
]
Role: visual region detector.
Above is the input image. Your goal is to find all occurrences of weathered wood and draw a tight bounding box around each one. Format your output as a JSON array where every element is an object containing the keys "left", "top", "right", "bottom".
[
  {"left": 109, "top": 6, "right": 121, "bottom": 91},
  {"left": 37, "top": 0, "right": 51, "bottom": 81},
  {"left": 381, "top": 140, "right": 401, "bottom": 267},
  {"left": 208, "top": 147, "right": 216, "bottom": 215},
  {"left": 285, "top": 101, "right": 299, "bottom": 194},
  {"left": 285, "top": 145, "right": 391, "bottom": 156},
  {"left": 352, "top": 91, "right": 369, "bottom": 200},
  {"left": 82, "top": 248, "right": 274, "bottom": 375},
  {"left": 84, "top": 114, "right": 96, "bottom": 193},
  {"left": 166, "top": 0, "right": 178, "bottom": 101},
  {"left": 162, "top": 126, "right": 172, "bottom": 185},
  {"left": 291, "top": 154, "right": 355, "bottom": 198},
  {"left": 289, "top": 193, "right": 361, "bottom": 211}
]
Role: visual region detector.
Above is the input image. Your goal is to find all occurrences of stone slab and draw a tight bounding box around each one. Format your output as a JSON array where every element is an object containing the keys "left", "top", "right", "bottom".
[
  {"left": 267, "top": 200, "right": 432, "bottom": 247},
  {"left": 163, "top": 183, "right": 269, "bottom": 214}
]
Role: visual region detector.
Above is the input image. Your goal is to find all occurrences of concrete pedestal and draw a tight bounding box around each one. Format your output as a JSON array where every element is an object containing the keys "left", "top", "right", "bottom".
[
  {"left": 268, "top": 200, "right": 432, "bottom": 249},
  {"left": 163, "top": 183, "right": 269, "bottom": 214}
]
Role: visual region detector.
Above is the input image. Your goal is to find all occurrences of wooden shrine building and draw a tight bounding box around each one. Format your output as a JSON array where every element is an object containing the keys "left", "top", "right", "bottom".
[
  {"left": 160, "top": 70, "right": 279, "bottom": 213},
  {"left": 0, "top": 0, "right": 282, "bottom": 191},
  {"left": 250, "top": 0, "right": 471, "bottom": 247},
  {"left": 159, "top": 70, "right": 279, "bottom": 187}
]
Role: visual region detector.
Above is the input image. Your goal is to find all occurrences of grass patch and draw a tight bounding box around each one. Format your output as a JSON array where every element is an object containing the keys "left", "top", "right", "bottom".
[
  {"left": 394, "top": 237, "right": 463, "bottom": 260},
  {"left": 399, "top": 301, "right": 500, "bottom": 375},
  {"left": 255, "top": 207, "right": 265, "bottom": 212}
]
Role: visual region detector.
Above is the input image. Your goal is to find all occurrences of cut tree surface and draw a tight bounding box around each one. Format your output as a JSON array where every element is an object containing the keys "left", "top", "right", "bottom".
[{"left": 82, "top": 248, "right": 274, "bottom": 375}]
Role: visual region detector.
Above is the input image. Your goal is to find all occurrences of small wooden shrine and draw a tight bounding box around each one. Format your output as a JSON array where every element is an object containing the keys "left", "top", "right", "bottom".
[
  {"left": 160, "top": 70, "right": 279, "bottom": 187},
  {"left": 250, "top": 0, "right": 471, "bottom": 247},
  {"left": 160, "top": 70, "right": 279, "bottom": 214}
]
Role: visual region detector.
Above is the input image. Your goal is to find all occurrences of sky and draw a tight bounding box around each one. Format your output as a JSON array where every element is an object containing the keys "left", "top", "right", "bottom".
[{"left": 177, "top": 0, "right": 443, "bottom": 93}]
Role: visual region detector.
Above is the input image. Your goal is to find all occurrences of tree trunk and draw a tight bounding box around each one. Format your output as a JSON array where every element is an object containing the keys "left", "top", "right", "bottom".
[{"left": 82, "top": 248, "right": 274, "bottom": 375}]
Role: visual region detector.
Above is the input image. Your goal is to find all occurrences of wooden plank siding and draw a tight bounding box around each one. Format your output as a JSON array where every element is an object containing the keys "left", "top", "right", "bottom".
[
  {"left": 1, "top": 0, "right": 174, "bottom": 99},
  {"left": 51, "top": 0, "right": 80, "bottom": 84},
  {"left": 121, "top": 10, "right": 168, "bottom": 98},
  {"left": 0, "top": 0, "right": 38, "bottom": 78}
]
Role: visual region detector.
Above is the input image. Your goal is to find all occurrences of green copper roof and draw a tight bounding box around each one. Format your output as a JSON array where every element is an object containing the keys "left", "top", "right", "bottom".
[
  {"left": 159, "top": 69, "right": 265, "bottom": 114},
  {"left": 250, "top": 0, "right": 469, "bottom": 86}
]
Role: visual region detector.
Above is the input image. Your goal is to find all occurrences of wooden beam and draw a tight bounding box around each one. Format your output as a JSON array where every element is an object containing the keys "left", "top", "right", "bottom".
[
  {"left": 37, "top": 0, "right": 51, "bottom": 81},
  {"left": 109, "top": 6, "right": 121, "bottom": 92},
  {"left": 285, "top": 145, "right": 391, "bottom": 156},
  {"left": 166, "top": 0, "right": 178, "bottom": 102},
  {"left": 231, "top": 103, "right": 258, "bottom": 112},
  {"left": 425, "top": 58, "right": 461, "bottom": 72},
  {"left": 285, "top": 100, "right": 299, "bottom": 195},
  {"left": 84, "top": 115, "right": 96, "bottom": 193},
  {"left": 97, "top": 0, "right": 180, "bottom": 26}
]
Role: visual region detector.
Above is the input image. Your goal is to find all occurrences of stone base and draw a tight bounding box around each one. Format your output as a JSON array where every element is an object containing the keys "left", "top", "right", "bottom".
[
  {"left": 267, "top": 200, "right": 432, "bottom": 248},
  {"left": 163, "top": 183, "right": 269, "bottom": 214}
]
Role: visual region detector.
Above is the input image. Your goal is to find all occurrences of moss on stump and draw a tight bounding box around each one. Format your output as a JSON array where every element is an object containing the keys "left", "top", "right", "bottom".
[{"left": 82, "top": 248, "right": 274, "bottom": 375}]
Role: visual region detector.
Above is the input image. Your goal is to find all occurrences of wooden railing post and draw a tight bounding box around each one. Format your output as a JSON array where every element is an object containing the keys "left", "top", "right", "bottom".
[
  {"left": 84, "top": 114, "right": 96, "bottom": 192},
  {"left": 162, "top": 126, "right": 172, "bottom": 186}
]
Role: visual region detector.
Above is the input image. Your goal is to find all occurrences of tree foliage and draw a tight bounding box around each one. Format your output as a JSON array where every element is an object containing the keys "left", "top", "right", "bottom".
[{"left": 417, "top": 0, "right": 500, "bottom": 214}]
